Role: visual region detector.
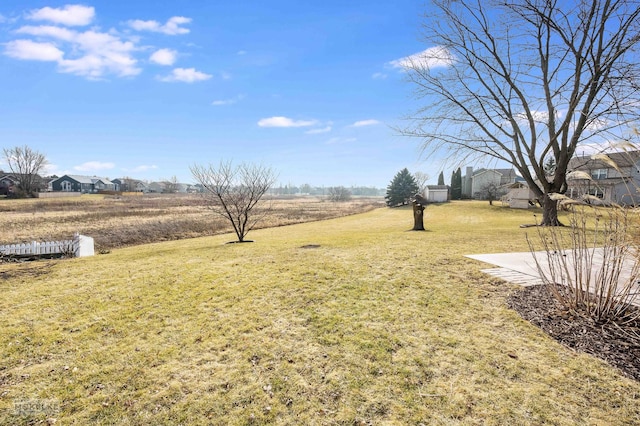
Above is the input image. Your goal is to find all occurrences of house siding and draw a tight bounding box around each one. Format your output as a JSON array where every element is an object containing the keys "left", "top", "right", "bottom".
[{"left": 567, "top": 152, "right": 640, "bottom": 205}]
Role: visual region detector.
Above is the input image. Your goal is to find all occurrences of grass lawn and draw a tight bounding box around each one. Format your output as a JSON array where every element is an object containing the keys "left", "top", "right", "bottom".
[{"left": 1, "top": 201, "right": 639, "bottom": 425}]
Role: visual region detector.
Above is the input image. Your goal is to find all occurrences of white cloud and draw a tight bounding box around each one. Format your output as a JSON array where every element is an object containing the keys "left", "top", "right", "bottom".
[
  {"left": 372, "top": 72, "right": 387, "bottom": 80},
  {"left": 258, "top": 116, "right": 318, "bottom": 128},
  {"left": 351, "top": 119, "right": 380, "bottom": 127},
  {"left": 128, "top": 164, "right": 158, "bottom": 172},
  {"left": 305, "top": 126, "right": 332, "bottom": 134},
  {"left": 515, "top": 110, "right": 550, "bottom": 123},
  {"left": 27, "top": 5, "right": 95, "bottom": 26},
  {"left": 17, "top": 25, "right": 76, "bottom": 41},
  {"left": 389, "top": 46, "right": 454, "bottom": 70},
  {"left": 149, "top": 48, "right": 177, "bottom": 66},
  {"left": 4, "top": 39, "right": 64, "bottom": 61},
  {"left": 159, "top": 67, "right": 212, "bottom": 83},
  {"left": 212, "top": 94, "right": 245, "bottom": 106},
  {"left": 43, "top": 163, "right": 66, "bottom": 176},
  {"left": 220, "top": 71, "right": 231, "bottom": 80},
  {"left": 237, "top": 50, "right": 246, "bottom": 55},
  {"left": 128, "top": 16, "right": 191, "bottom": 35},
  {"left": 584, "top": 117, "right": 608, "bottom": 132},
  {"left": 11, "top": 25, "right": 141, "bottom": 78},
  {"left": 74, "top": 161, "right": 115, "bottom": 172}
]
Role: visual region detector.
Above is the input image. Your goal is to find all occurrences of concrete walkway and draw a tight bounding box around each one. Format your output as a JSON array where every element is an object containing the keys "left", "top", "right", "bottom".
[
  {"left": 466, "top": 249, "right": 640, "bottom": 303},
  {"left": 465, "top": 251, "right": 544, "bottom": 287}
]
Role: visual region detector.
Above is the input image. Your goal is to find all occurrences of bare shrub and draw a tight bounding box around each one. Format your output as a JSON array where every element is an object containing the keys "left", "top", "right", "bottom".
[
  {"left": 528, "top": 205, "right": 640, "bottom": 324},
  {"left": 327, "top": 186, "right": 352, "bottom": 202}
]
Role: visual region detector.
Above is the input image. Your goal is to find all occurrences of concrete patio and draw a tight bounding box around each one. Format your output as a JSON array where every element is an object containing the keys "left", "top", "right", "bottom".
[{"left": 466, "top": 249, "right": 640, "bottom": 304}]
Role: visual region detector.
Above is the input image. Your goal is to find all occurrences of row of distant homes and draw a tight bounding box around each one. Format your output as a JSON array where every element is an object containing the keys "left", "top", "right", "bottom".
[
  {"left": 423, "top": 150, "right": 640, "bottom": 207},
  {"left": 51, "top": 175, "right": 202, "bottom": 193},
  {"left": 0, "top": 174, "right": 200, "bottom": 195}
]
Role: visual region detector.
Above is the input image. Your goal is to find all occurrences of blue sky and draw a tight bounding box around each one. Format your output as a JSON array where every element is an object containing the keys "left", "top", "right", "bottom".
[{"left": 0, "top": 1, "right": 446, "bottom": 188}]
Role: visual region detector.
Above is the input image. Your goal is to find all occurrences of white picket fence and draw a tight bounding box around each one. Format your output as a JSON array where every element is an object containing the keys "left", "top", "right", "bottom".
[{"left": 0, "top": 233, "right": 94, "bottom": 258}]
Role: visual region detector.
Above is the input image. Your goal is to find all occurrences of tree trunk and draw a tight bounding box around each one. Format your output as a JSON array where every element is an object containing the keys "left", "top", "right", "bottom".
[
  {"left": 412, "top": 201, "right": 425, "bottom": 231},
  {"left": 539, "top": 193, "right": 563, "bottom": 226}
]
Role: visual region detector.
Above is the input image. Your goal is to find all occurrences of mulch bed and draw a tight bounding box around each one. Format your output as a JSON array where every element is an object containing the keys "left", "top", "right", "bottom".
[{"left": 507, "top": 284, "right": 640, "bottom": 381}]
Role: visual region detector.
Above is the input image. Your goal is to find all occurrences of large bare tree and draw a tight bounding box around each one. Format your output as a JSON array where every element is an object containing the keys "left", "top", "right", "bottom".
[
  {"left": 3, "top": 145, "right": 48, "bottom": 197},
  {"left": 191, "top": 161, "right": 277, "bottom": 242},
  {"left": 401, "top": 0, "right": 640, "bottom": 225}
]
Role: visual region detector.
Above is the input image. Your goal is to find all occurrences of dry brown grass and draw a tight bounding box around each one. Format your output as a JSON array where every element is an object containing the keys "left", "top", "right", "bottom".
[
  {"left": 0, "top": 194, "right": 383, "bottom": 252},
  {"left": 1, "top": 202, "right": 639, "bottom": 425}
]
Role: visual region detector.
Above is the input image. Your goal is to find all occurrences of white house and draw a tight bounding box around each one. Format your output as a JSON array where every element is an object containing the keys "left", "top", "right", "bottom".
[{"left": 462, "top": 167, "right": 520, "bottom": 199}]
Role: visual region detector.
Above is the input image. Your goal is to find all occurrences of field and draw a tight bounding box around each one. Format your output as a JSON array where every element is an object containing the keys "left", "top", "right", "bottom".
[
  {"left": 1, "top": 200, "right": 639, "bottom": 425},
  {"left": 0, "top": 194, "right": 384, "bottom": 252}
]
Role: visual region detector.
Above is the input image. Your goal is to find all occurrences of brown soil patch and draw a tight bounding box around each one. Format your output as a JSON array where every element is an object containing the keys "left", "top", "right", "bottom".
[{"left": 507, "top": 284, "right": 640, "bottom": 381}]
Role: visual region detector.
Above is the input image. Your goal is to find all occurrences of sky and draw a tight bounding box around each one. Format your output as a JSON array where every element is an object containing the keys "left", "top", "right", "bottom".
[{"left": 0, "top": 1, "right": 444, "bottom": 188}]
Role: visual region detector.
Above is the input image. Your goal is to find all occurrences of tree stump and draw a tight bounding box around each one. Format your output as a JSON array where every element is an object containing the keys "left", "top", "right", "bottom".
[{"left": 412, "top": 200, "right": 425, "bottom": 231}]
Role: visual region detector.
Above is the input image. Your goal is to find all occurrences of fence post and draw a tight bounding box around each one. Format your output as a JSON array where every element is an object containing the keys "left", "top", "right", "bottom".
[{"left": 74, "top": 234, "right": 95, "bottom": 257}]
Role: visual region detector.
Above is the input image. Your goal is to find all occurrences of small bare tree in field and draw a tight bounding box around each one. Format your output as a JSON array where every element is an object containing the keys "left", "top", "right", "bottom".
[
  {"left": 327, "top": 186, "right": 352, "bottom": 202},
  {"left": 3, "top": 145, "right": 48, "bottom": 197},
  {"left": 191, "top": 161, "right": 277, "bottom": 242}
]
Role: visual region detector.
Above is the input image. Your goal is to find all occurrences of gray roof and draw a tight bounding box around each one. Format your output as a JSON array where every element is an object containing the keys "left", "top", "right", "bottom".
[
  {"left": 473, "top": 168, "right": 515, "bottom": 177},
  {"left": 569, "top": 151, "right": 640, "bottom": 171}
]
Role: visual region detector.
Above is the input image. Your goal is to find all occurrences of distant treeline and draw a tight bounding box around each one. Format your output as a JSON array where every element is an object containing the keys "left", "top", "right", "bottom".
[{"left": 269, "top": 185, "right": 384, "bottom": 196}]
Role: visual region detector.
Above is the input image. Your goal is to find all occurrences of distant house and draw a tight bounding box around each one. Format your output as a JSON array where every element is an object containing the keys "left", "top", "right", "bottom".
[
  {"left": 462, "top": 167, "right": 520, "bottom": 199},
  {"left": 147, "top": 182, "right": 166, "bottom": 193},
  {"left": 425, "top": 185, "right": 449, "bottom": 203},
  {"left": 111, "top": 178, "right": 148, "bottom": 192},
  {"left": 566, "top": 151, "right": 640, "bottom": 205},
  {"left": 51, "top": 175, "right": 115, "bottom": 193},
  {"left": 0, "top": 173, "right": 48, "bottom": 195},
  {"left": 0, "top": 174, "right": 18, "bottom": 195}
]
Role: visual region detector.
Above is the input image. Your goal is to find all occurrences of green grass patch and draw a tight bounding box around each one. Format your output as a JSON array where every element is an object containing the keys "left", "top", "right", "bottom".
[{"left": 1, "top": 201, "right": 639, "bottom": 425}]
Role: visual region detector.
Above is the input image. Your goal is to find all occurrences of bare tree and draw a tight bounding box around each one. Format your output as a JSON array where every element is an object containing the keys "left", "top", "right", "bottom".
[
  {"left": 3, "top": 145, "right": 48, "bottom": 197},
  {"left": 401, "top": 0, "right": 640, "bottom": 225},
  {"left": 413, "top": 171, "right": 430, "bottom": 195},
  {"left": 479, "top": 182, "right": 502, "bottom": 206},
  {"left": 327, "top": 186, "right": 352, "bottom": 202},
  {"left": 121, "top": 176, "right": 138, "bottom": 192},
  {"left": 191, "top": 161, "right": 278, "bottom": 242},
  {"left": 163, "top": 175, "right": 180, "bottom": 193}
]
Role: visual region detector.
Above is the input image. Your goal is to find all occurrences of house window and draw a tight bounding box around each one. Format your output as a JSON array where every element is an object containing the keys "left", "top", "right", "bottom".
[
  {"left": 588, "top": 188, "right": 605, "bottom": 199},
  {"left": 591, "top": 169, "right": 608, "bottom": 180}
]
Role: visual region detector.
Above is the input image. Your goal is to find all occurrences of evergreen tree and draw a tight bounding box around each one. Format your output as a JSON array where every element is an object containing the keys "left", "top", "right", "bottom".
[
  {"left": 450, "top": 167, "right": 462, "bottom": 199},
  {"left": 437, "top": 171, "right": 445, "bottom": 186},
  {"left": 385, "top": 168, "right": 419, "bottom": 207},
  {"left": 544, "top": 157, "right": 557, "bottom": 176}
]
